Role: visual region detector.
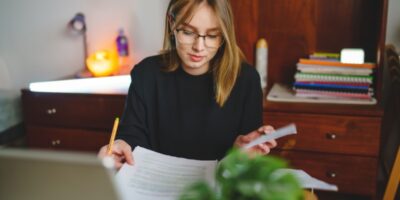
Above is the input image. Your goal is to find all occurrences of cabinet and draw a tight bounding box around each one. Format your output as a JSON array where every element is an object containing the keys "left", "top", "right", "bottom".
[
  {"left": 21, "top": 90, "right": 126, "bottom": 152},
  {"left": 231, "top": 0, "right": 387, "bottom": 198}
]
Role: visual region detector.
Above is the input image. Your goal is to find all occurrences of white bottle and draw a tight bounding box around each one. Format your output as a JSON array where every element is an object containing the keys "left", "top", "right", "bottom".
[{"left": 256, "top": 38, "right": 268, "bottom": 90}]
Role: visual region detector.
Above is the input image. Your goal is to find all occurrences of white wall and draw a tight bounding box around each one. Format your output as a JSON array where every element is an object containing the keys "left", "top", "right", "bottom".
[
  {"left": 386, "top": 0, "right": 400, "bottom": 50},
  {"left": 0, "top": 0, "right": 399, "bottom": 90},
  {"left": 0, "top": 0, "right": 169, "bottom": 90}
]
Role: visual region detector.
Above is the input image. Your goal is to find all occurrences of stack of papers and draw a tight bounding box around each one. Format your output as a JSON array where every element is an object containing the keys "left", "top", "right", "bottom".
[
  {"left": 116, "top": 147, "right": 217, "bottom": 200},
  {"left": 115, "top": 147, "right": 338, "bottom": 200}
]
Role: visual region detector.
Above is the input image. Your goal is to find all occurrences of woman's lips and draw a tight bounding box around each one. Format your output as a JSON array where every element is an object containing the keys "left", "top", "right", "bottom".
[{"left": 189, "top": 54, "right": 204, "bottom": 62}]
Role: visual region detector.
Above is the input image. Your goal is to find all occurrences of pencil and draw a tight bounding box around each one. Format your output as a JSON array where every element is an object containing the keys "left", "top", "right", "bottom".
[{"left": 107, "top": 117, "right": 119, "bottom": 155}]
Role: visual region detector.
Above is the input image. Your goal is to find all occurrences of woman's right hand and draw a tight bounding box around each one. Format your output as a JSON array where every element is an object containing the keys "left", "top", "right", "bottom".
[{"left": 98, "top": 139, "right": 134, "bottom": 170}]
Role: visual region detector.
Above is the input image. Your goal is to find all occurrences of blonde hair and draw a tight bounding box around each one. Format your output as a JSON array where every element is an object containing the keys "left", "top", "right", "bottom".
[{"left": 161, "top": 0, "right": 245, "bottom": 107}]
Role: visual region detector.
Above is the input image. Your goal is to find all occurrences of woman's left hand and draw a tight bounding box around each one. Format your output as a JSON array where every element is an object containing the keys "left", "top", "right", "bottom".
[{"left": 234, "top": 125, "right": 278, "bottom": 155}]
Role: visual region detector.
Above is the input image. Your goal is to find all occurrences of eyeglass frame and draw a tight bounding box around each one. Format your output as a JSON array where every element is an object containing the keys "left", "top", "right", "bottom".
[{"left": 174, "top": 28, "right": 224, "bottom": 49}]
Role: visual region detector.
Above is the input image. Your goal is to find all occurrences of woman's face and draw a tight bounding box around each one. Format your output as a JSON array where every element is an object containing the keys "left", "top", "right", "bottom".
[{"left": 174, "top": 3, "right": 222, "bottom": 75}]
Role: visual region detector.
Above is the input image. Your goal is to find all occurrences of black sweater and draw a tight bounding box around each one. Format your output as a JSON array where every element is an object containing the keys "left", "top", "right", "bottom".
[{"left": 116, "top": 55, "right": 262, "bottom": 160}]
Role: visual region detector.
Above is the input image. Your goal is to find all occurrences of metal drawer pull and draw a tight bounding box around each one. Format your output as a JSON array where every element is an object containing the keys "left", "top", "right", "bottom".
[
  {"left": 51, "top": 139, "right": 61, "bottom": 146},
  {"left": 326, "top": 133, "right": 337, "bottom": 140},
  {"left": 46, "top": 108, "right": 57, "bottom": 115},
  {"left": 326, "top": 171, "right": 337, "bottom": 178}
]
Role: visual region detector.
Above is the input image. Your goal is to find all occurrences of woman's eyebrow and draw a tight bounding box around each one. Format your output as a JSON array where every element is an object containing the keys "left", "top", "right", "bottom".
[{"left": 181, "top": 23, "right": 220, "bottom": 32}]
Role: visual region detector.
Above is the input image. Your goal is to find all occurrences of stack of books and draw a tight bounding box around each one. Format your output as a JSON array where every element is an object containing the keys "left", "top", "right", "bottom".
[{"left": 293, "top": 53, "right": 376, "bottom": 101}]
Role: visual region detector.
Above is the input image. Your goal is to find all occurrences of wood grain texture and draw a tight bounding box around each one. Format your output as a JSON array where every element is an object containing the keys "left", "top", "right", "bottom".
[
  {"left": 271, "top": 150, "right": 378, "bottom": 196},
  {"left": 26, "top": 125, "right": 109, "bottom": 152},
  {"left": 22, "top": 90, "right": 126, "bottom": 130},
  {"left": 264, "top": 112, "right": 381, "bottom": 156},
  {"left": 231, "top": 0, "right": 385, "bottom": 98},
  {"left": 230, "top": 0, "right": 259, "bottom": 64},
  {"left": 22, "top": 90, "right": 126, "bottom": 152},
  {"left": 230, "top": 0, "right": 388, "bottom": 197},
  {"left": 263, "top": 99, "right": 383, "bottom": 117}
]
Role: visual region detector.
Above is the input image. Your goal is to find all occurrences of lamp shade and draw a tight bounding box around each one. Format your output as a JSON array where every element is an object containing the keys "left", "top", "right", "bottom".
[{"left": 69, "top": 13, "right": 86, "bottom": 32}]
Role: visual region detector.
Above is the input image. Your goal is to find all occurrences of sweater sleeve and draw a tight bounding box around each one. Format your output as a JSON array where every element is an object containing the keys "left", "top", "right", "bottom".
[
  {"left": 238, "top": 66, "right": 263, "bottom": 135},
  {"left": 116, "top": 65, "right": 151, "bottom": 149}
]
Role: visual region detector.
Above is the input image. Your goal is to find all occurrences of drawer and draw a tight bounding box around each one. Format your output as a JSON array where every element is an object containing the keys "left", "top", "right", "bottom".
[
  {"left": 264, "top": 112, "right": 381, "bottom": 156},
  {"left": 22, "top": 92, "right": 126, "bottom": 129},
  {"left": 26, "top": 125, "right": 109, "bottom": 152},
  {"left": 271, "top": 150, "right": 378, "bottom": 196}
]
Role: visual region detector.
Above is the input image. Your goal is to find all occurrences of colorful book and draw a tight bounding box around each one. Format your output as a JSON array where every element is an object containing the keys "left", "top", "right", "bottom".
[
  {"left": 294, "top": 82, "right": 370, "bottom": 91},
  {"left": 310, "top": 52, "right": 340, "bottom": 59},
  {"left": 267, "top": 83, "right": 377, "bottom": 105},
  {"left": 295, "top": 89, "right": 373, "bottom": 100},
  {"left": 299, "top": 58, "right": 376, "bottom": 69},
  {"left": 293, "top": 85, "right": 372, "bottom": 94},
  {"left": 297, "top": 63, "right": 373, "bottom": 76},
  {"left": 295, "top": 72, "right": 373, "bottom": 84},
  {"left": 295, "top": 81, "right": 370, "bottom": 87},
  {"left": 309, "top": 56, "right": 339, "bottom": 62}
]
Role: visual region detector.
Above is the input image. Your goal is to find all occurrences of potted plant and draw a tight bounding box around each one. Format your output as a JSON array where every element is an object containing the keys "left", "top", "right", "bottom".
[{"left": 179, "top": 149, "right": 304, "bottom": 200}]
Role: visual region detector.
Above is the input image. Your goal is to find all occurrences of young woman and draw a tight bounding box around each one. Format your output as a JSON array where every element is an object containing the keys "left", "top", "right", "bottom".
[{"left": 98, "top": 0, "right": 276, "bottom": 169}]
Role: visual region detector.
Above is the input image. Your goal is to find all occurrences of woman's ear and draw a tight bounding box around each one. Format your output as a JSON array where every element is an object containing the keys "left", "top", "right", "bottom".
[{"left": 167, "top": 13, "right": 175, "bottom": 30}]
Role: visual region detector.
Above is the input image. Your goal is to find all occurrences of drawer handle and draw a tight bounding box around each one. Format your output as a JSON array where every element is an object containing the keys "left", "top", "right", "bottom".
[
  {"left": 51, "top": 139, "right": 61, "bottom": 146},
  {"left": 46, "top": 108, "right": 57, "bottom": 115},
  {"left": 326, "top": 133, "right": 337, "bottom": 140},
  {"left": 326, "top": 171, "right": 337, "bottom": 178}
]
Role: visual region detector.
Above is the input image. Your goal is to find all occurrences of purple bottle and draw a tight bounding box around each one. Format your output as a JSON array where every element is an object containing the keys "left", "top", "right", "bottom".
[{"left": 116, "top": 28, "right": 129, "bottom": 57}]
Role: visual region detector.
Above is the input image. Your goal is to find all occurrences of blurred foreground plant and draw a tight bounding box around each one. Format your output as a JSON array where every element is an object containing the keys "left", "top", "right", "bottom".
[{"left": 179, "top": 149, "right": 303, "bottom": 200}]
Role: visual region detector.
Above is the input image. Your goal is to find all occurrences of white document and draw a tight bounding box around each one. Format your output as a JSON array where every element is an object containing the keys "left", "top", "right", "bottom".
[
  {"left": 243, "top": 123, "right": 297, "bottom": 149},
  {"left": 273, "top": 169, "right": 338, "bottom": 191},
  {"left": 115, "top": 146, "right": 217, "bottom": 200}
]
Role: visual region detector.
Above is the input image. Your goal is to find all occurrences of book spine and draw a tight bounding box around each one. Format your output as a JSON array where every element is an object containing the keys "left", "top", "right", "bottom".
[
  {"left": 295, "top": 72, "right": 373, "bottom": 83},
  {"left": 295, "top": 89, "right": 373, "bottom": 99},
  {"left": 299, "top": 58, "right": 376, "bottom": 69},
  {"left": 294, "top": 82, "right": 370, "bottom": 90}
]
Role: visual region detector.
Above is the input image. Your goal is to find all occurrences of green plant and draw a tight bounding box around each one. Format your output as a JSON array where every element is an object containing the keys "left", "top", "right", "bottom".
[{"left": 179, "top": 149, "right": 303, "bottom": 200}]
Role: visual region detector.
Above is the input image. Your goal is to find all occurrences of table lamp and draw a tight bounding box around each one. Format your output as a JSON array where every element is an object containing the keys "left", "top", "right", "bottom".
[
  {"left": 68, "top": 12, "right": 88, "bottom": 70},
  {"left": 86, "top": 50, "right": 119, "bottom": 77}
]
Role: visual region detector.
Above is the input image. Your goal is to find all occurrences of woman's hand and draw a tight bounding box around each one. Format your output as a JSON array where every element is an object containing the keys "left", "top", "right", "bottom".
[
  {"left": 98, "top": 139, "right": 134, "bottom": 170},
  {"left": 234, "top": 125, "right": 277, "bottom": 155}
]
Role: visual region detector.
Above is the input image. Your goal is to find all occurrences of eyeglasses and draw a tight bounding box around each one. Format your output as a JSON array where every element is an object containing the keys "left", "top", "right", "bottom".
[{"left": 175, "top": 29, "right": 223, "bottom": 49}]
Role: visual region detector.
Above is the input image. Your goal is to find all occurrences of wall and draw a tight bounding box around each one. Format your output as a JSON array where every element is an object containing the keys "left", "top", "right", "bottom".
[
  {"left": 386, "top": 0, "right": 400, "bottom": 51},
  {"left": 0, "top": 0, "right": 399, "bottom": 90},
  {"left": 0, "top": 0, "right": 168, "bottom": 90}
]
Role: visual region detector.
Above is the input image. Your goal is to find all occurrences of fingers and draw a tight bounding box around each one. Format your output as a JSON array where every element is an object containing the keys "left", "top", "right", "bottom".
[
  {"left": 258, "top": 125, "right": 274, "bottom": 134},
  {"left": 111, "top": 140, "right": 134, "bottom": 165},
  {"left": 257, "top": 143, "right": 271, "bottom": 154},
  {"left": 115, "top": 140, "right": 134, "bottom": 165},
  {"left": 245, "top": 144, "right": 270, "bottom": 157},
  {"left": 97, "top": 145, "right": 109, "bottom": 158},
  {"left": 236, "top": 125, "right": 278, "bottom": 156},
  {"left": 265, "top": 139, "right": 277, "bottom": 148},
  {"left": 257, "top": 125, "right": 277, "bottom": 148},
  {"left": 97, "top": 140, "right": 134, "bottom": 170},
  {"left": 240, "top": 130, "right": 262, "bottom": 142},
  {"left": 234, "top": 130, "right": 263, "bottom": 148}
]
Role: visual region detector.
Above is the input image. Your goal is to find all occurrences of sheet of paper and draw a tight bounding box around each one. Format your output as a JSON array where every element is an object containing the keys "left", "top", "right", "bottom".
[
  {"left": 274, "top": 169, "right": 338, "bottom": 191},
  {"left": 115, "top": 146, "right": 217, "bottom": 200},
  {"left": 243, "top": 123, "right": 297, "bottom": 149}
]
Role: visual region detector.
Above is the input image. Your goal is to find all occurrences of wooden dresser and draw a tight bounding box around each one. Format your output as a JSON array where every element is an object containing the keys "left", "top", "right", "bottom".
[
  {"left": 21, "top": 90, "right": 126, "bottom": 152},
  {"left": 264, "top": 101, "right": 383, "bottom": 197},
  {"left": 230, "top": 0, "right": 388, "bottom": 198}
]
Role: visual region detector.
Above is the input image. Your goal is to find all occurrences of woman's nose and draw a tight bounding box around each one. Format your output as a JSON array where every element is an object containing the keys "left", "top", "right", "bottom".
[{"left": 192, "top": 36, "right": 206, "bottom": 52}]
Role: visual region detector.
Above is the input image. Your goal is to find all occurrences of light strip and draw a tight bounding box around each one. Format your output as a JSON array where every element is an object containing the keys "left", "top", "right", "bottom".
[{"left": 29, "top": 75, "right": 131, "bottom": 94}]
